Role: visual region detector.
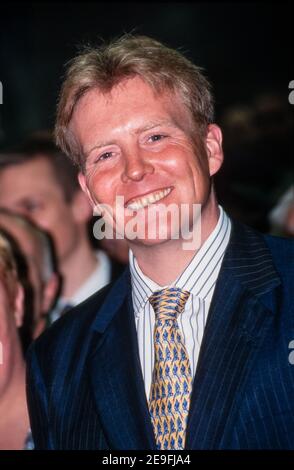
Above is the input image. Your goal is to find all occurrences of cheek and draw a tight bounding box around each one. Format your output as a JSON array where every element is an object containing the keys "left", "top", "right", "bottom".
[
  {"left": 87, "top": 171, "right": 119, "bottom": 204},
  {"left": 35, "top": 214, "right": 53, "bottom": 230},
  {"left": 191, "top": 168, "right": 210, "bottom": 197},
  {"left": 50, "top": 201, "right": 73, "bottom": 226},
  {"left": 30, "top": 205, "right": 58, "bottom": 230},
  {"left": 176, "top": 160, "right": 210, "bottom": 204}
]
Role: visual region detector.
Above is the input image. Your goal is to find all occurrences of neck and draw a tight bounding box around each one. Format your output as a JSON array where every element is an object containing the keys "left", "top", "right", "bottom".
[
  {"left": 0, "top": 345, "right": 26, "bottom": 416},
  {"left": 130, "top": 199, "right": 220, "bottom": 286},
  {"left": 0, "top": 356, "right": 29, "bottom": 450},
  {"left": 60, "top": 233, "right": 98, "bottom": 299}
]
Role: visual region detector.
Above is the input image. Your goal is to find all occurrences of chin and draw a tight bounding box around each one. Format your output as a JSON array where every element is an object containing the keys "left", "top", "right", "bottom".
[
  {"left": 125, "top": 223, "right": 177, "bottom": 247},
  {"left": 128, "top": 236, "right": 171, "bottom": 248}
]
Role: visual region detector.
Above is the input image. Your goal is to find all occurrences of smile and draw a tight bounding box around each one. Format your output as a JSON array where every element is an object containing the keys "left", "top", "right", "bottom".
[{"left": 126, "top": 187, "right": 173, "bottom": 211}]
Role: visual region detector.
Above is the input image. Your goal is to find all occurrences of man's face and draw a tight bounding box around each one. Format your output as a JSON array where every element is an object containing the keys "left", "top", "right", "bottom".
[
  {"left": 76, "top": 76, "right": 223, "bottom": 247},
  {"left": 0, "top": 156, "right": 80, "bottom": 262}
]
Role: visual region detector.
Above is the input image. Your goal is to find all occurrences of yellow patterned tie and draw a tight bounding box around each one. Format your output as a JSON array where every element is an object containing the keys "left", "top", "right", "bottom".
[{"left": 149, "top": 287, "right": 192, "bottom": 450}]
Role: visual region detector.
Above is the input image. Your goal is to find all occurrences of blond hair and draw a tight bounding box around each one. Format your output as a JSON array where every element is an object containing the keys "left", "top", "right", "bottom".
[
  {"left": 55, "top": 34, "right": 214, "bottom": 169},
  {"left": 0, "top": 233, "right": 18, "bottom": 304}
]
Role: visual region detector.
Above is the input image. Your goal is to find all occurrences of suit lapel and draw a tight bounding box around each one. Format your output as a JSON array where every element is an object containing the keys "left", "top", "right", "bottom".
[
  {"left": 186, "top": 222, "right": 281, "bottom": 449},
  {"left": 86, "top": 222, "right": 281, "bottom": 450},
  {"left": 88, "top": 269, "right": 156, "bottom": 450}
]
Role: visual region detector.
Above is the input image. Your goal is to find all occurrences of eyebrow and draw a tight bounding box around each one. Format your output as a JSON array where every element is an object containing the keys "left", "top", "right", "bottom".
[{"left": 85, "top": 119, "right": 177, "bottom": 157}]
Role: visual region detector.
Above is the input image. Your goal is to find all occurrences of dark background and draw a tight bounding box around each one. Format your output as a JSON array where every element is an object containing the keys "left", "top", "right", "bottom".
[{"left": 0, "top": 1, "right": 293, "bottom": 231}]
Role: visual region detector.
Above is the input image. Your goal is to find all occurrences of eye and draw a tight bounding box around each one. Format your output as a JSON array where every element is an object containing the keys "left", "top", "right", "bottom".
[
  {"left": 96, "top": 151, "right": 113, "bottom": 162},
  {"left": 149, "top": 134, "right": 166, "bottom": 143},
  {"left": 23, "top": 200, "right": 42, "bottom": 212}
]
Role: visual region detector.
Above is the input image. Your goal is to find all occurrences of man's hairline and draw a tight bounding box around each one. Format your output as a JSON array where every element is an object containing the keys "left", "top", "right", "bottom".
[{"left": 64, "top": 78, "right": 207, "bottom": 172}]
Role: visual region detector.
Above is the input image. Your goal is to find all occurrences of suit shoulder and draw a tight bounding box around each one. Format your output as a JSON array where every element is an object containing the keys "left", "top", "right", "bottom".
[{"left": 28, "top": 281, "right": 114, "bottom": 360}]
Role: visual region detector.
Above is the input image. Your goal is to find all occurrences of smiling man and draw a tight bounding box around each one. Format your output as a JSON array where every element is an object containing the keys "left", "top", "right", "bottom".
[
  {"left": 76, "top": 75, "right": 223, "bottom": 283},
  {"left": 27, "top": 35, "right": 294, "bottom": 450}
]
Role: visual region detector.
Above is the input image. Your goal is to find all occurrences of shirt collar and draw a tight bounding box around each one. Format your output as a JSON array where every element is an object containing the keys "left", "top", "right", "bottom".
[{"left": 129, "top": 206, "right": 231, "bottom": 316}]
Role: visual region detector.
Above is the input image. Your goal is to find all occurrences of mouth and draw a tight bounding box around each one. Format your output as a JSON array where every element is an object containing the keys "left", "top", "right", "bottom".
[{"left": 125, "top": 187, "right": 173, "bottom": 211}]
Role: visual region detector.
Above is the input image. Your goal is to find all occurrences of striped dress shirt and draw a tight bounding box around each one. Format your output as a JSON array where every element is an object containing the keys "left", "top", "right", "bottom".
[{"left": 129, "top": 206, "right": 232, "bottom": 399}]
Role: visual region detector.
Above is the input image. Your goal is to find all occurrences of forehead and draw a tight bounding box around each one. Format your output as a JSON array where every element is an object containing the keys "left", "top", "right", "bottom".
[
  {"left": 76, "top": 75, "right": 176, "bottom": 111},
  {"left": 0, "top": 156, "right": 62, "bottom": 198},
  {"left": 71, "top": 76, "right": 192, "bottom": 151}
]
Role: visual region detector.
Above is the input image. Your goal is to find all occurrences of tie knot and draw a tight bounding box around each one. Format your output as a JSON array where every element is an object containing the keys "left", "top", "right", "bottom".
[{"left": 149, "top": 287, "right": 190, "bottom": 321}]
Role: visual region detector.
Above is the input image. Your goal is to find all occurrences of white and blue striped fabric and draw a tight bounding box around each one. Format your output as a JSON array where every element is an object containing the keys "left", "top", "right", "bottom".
[{"left": 129, "top": 206, "right": 232, "bottom": 398}]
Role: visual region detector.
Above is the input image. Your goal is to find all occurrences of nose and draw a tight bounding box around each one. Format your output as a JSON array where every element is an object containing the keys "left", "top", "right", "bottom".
[{"left": 121, "top": 147, "right": 154, "bottom": 183}]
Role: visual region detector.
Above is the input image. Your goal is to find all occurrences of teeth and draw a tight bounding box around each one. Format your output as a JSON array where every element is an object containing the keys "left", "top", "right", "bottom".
[{"left": 127, "top": 187, "right": 172, "bottom": 210}]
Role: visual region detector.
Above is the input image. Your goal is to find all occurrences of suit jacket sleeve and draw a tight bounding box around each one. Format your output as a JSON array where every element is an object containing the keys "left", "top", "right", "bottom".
[{"left": 26, "top": 343, "right": 54, "bottom": 449}]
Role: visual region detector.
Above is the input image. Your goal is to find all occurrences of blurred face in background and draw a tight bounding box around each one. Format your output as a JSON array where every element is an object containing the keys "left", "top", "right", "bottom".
[{"left": 0, "top": 156, "right": 89, "bottom": 264}]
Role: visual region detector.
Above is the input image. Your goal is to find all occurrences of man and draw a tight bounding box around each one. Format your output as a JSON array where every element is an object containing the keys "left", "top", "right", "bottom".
[
  {"left": 0, "top": 135, "right": 124, "bottom": 320},
  {"left": 0, "top": 209, "right": 59, "bottom": 343},
  {"left": 27, "top": 35, "right": 294, "bottom": 449}
]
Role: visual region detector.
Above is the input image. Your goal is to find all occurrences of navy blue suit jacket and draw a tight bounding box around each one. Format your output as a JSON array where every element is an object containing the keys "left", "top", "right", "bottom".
[{"left": 26, "top": 222, "right": 294, "bottom": 449}]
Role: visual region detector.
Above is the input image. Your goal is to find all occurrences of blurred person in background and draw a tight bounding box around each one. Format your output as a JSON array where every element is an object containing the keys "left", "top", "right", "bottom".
[
  {"left": 216, "top": 92, "right": 294, "bottom": 232},
  {"left": 0, "top": 231, "right": 32, "bottom": 449},
  {"left": 0, "top": 134, "right": 125, "bottom": 321},
  {"left": 0, "top": 209, "right": 59, "bottom": 345},
  {"left": 269, "top": 185, "right": 294, "bottom": 238}
]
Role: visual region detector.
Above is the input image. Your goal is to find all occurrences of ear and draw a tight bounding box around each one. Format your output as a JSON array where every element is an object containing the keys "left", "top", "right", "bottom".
[
  {"left": 13, "top": 282, "right": 25, "bottom": 328},
  {"left": 205, "top": 124, "right": 224, "bottom": 176},
  {"left": 41, "top": 272, "right": 60, "bottom": 314},
  {"left": 78, "top": 172, "right": 102, "bottom": 216}
]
